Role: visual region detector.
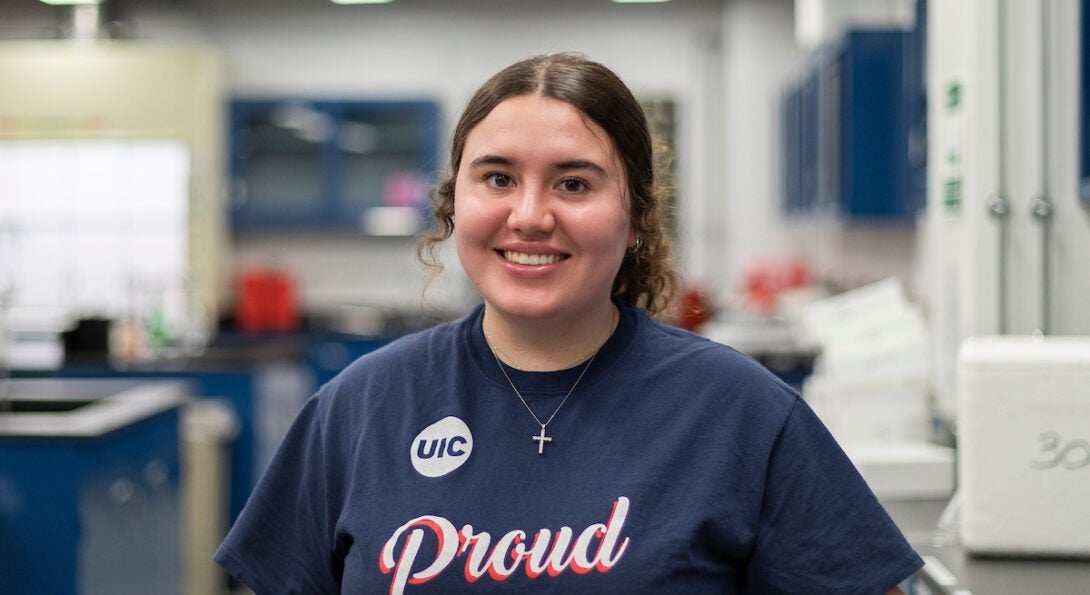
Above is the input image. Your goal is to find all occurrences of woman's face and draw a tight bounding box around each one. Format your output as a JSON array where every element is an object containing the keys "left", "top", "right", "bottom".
[{"left": 454, "top": 94, "right": 635, "bottom": 324}]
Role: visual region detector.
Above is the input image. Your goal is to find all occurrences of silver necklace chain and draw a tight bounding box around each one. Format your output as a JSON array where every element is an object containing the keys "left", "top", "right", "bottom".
[
  {"left": 484, "top": 307, "right": 615, "bottom": 454},
  {"left": 489, "top": 347, "right": 598, "bottom": 454}
]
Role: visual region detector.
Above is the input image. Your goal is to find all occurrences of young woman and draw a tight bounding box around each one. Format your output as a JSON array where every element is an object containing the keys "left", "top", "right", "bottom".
[{"left": 216, "top": 53, "right": 922, "bottom": 594}]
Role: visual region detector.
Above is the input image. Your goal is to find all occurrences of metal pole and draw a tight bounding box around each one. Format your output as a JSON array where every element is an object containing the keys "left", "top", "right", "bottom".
[
  {"left": 994, "top": 0, "right": 1010, "bottom": 334},
  {"left": 1033, "top": 0, "right": 1054, "bottom": 335}
]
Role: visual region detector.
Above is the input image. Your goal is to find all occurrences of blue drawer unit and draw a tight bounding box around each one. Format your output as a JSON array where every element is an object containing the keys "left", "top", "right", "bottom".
[{"left": 0, "top": 380, "right": 188, "bottom": 595}]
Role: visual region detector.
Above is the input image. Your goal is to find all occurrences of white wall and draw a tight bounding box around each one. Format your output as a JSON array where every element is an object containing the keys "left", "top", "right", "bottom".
[{"left": 719, "top": 0, "right": 804, "bottom": 294}]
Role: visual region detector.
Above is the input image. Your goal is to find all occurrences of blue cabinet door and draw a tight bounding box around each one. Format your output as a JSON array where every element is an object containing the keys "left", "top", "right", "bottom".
[
  {"left": 839, "top": 30, "right": 916, "bottom": 219},
  {"left": 230, "top": 99, "right": 441, "bottom": 233}
]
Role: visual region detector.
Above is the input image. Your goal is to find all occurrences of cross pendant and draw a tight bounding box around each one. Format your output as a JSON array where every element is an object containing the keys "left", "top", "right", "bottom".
[{"left": 531, "top": 425, "right": 552, "bottom": 454}]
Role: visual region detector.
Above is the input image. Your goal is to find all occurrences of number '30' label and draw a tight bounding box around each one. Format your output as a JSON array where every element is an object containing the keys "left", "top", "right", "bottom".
[{"left": 1031, "top": 432, "right": 1090, "bottom": 470}]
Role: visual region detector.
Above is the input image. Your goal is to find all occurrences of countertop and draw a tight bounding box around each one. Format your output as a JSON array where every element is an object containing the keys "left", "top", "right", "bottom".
[
  {"left": 0, "top": 378, "right": 189, "bottom": 438},
  {"left": 884, "top": 498, "right": 1090, "bottom": 594}
]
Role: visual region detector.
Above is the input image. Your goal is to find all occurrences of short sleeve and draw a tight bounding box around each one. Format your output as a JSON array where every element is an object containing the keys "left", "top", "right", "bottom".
[
  {"left": 746, "top": 397, "right": 923, "bottom": 594},
  {"left": 214, "top": 396, "right": 345, "bottom": 594}
]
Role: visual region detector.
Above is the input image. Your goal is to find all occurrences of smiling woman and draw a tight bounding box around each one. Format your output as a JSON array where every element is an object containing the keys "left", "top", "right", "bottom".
[
  {"left": 452, "top": 94, "right": 635, "bottom": 369},
  {"left": 421, "top": 53, "right": 676, "bottom": 320},
  {"left": 215, "top": 53, "right": 923, "bottom": 595}
]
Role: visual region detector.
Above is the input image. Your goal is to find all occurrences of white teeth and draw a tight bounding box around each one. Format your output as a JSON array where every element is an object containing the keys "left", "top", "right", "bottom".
[{"left": 504, "top": 251, "right": 562, "bottom": 265}]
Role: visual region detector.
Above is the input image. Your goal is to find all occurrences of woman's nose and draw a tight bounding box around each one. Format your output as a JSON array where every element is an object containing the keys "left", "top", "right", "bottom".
[{"left": 507, "top": 187, "right": 555, "bottom": 235}]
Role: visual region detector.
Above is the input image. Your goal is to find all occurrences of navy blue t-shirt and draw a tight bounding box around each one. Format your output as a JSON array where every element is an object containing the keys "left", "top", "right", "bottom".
[{"left": 215, "top": 302, "right": 922, "bottom": 594}]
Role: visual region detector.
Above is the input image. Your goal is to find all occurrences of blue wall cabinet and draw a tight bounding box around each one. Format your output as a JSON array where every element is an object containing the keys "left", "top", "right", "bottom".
[
  {"left": 230, "top": 99, "right": 441, "bottom": 233},
  {"left": 781, "top": 27, "right": 926, "bottom": 220},
  {"left": 781, "top": 82, "right": 803, "bottom": 214}
]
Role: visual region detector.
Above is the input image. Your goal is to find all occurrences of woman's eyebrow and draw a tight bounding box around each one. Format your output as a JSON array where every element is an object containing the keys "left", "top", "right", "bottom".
[
  {"left": 465, "top": 155, "right": 608, "bottom": 177},
  {"left": 467, "top": 154, "right": 514, "bottom": 168},
  {"left": 553, "top": 159, "right": 608, "bottom": 177}
]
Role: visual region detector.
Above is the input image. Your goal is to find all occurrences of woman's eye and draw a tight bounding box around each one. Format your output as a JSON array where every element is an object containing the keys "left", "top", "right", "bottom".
[
  {"left": 559, "top": 178, "right": 588, "bottom": 193},
  {"left": 485, "top": 173, "right": 513, "bottom": 188}
]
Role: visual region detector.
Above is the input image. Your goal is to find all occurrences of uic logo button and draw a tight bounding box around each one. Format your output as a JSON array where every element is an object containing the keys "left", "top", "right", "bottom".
[{"left": 411, "top": 416, "right": 473, "bottom": 477}]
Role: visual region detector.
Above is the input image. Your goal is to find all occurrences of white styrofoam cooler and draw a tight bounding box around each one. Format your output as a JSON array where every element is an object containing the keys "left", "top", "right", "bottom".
[{"left": 957, "top": 335, "right": 1090, "bottom": 557}]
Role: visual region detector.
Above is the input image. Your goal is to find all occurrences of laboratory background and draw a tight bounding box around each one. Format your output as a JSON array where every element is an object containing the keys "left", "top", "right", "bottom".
[{"left": 2, "top": 0, "right": 1090, "bottom": 593}]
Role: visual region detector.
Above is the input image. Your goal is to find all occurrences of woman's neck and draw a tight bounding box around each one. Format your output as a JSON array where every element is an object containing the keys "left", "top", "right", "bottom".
[{"left": 482, "top": 302, "right": 619, "bottom": 372}]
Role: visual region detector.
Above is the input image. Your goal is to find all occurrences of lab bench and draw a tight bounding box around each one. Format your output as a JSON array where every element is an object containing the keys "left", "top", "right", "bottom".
[
  {"left": 9, "top": 331, "right": 392, "bottom": 527},
  {"left": 0, "top": 379, "right": 189, "bottom": 595},
  {"left": 886, "top": 499, "right": 1090, "bottom": 594},
  {"left": 3, "top": 330, "right": 392, "bottom": 594}
]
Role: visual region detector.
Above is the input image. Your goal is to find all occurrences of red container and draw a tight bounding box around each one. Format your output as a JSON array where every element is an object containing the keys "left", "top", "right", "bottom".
[{"left": 236, "top": 270, "right": 299, "bottom": 332}]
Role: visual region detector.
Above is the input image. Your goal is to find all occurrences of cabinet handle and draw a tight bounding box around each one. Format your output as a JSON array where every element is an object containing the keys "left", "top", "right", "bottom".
[
  {"left": 108, "top": 477, "right": 136, "bottom": 505},
  {"left": 144, "top": 459, "right": 169, "bottom": 489}
]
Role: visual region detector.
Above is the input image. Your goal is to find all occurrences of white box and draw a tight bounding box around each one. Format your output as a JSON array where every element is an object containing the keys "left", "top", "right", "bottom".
[
  {"left": 845, "top": 442, "right": 955, "bottom": 501},
  {"left": 803, "top": 371, "right": 931, "bottom": 444},
  {"left": 957, "top": 335, "right": 1090, "bottom": 557}
]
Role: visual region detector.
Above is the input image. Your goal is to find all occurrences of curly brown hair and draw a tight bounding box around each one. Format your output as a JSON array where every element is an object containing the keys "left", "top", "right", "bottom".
[{"left": 417, "top": 52, "right": 676, "bottom": 316}]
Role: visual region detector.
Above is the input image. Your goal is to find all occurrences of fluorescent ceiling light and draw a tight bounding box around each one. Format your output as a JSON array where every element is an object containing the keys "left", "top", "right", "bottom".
[
  {"left": 330, "top": 0, "right": 395, "bottom": 4},
  {"left": 612, "top": 0, "right": 671, "bottom": 3},
  {"left": 39, "top": 0, "right": 101, "bottom": 4}
]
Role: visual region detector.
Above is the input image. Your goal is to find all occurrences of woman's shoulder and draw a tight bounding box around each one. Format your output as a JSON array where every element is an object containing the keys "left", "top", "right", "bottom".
[
  {"left": 637, "top": 312, "right": 784, "bottom": 376},
  {"left": 627, "top": 310, "right": 801, "bottom": 410}
]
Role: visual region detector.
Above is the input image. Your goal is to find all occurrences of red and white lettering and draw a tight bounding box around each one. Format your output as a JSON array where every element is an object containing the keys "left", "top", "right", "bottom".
[
  {"left": 570, "top": 497, "right": 630, "bottom": 574},
  {"left": 381, "top": 497, "right": 631, "bottom": 593},
  {"left": 595, "top": 496, "right": 631, "bottom": 571},
  {"left": 486, "top": 530, "right": 525, "bottom": 581},
  {"left": 379, "top": 516, "right": 459, "bottom": 595},
  {"left": 520, "top": 528, "right": 569, "bottom": 578},
  {"left": 458, "top": 525, "right": 489, "bottom": 582}
]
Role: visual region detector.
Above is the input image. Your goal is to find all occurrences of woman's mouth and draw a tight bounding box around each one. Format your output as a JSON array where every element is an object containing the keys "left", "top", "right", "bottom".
[{"left": 500, "top": 251, "right": 569, "bottom": 266}]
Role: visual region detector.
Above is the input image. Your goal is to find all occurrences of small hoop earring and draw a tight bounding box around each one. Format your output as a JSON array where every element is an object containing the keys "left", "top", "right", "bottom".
[{"left": 630, "top": 237, "right": 643, "bottom": 253}]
